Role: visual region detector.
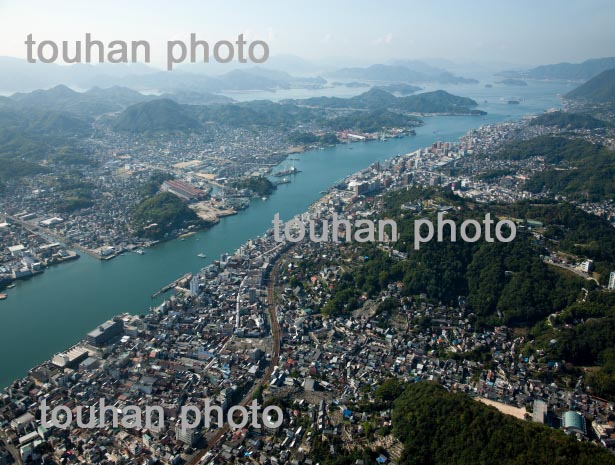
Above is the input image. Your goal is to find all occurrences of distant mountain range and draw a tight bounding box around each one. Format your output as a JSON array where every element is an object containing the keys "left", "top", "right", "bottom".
[
  {"left": 0, "top": 55, "right": 477, "bottom": 94},
  {"left": 0, "top": 102, "right": 91, "bottom": 138},
  {"left": 565, "top": 69, "right": 615, "bottom": 102},
  {"left": 2, "top": 84, "right": 232, "bottom": 117},
  {"left": 0, "top": 57, "right": 326, "bottom": 93},
  {"left": 177, "top": 54, "right": 321, "bottom": 75},
  {"left": 503, "top": 57, "right": 615, "bottom": 81},
  {"left": 0, "top": 56, "right": 158, "bottom": 92},
  {"left": 157, "top": 90, "right": 233, "bottom": 105},
  {"left": 208, "top": 67, "right": 325, "bottom": 90},
  {"left": 9, "top": 84, "right": 137, "bottom": 116},
  {"left": 0, "top": 93, "right": 98, "bottom": 176},
  {"left": 324, "top": 62, "right": 478, "bottom": 84},
  {"left": 111, "top": 87, "right": 485, "bottom": 133},
  {"left": 110, "top": 98, "right": 321, "bottom": 133}
]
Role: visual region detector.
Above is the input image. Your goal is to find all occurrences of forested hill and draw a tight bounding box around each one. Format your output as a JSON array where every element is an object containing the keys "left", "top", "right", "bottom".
[
  {"left": 322, "top": 189, "right": 591, "bottom": 328},
  {"left": 392, "top": 382, "right": 615, "bottom": 465},
  {"left": 506, "top": 57, "right": 615, "bottom": 81},
  {"left": 131, "top": 192, "right": 207, "bottom": 240},
  {"left": 112, "top": 98, "right": 201, "bottom": 132},
  {"left": 286, "top": 88, "right": 485, "bottom": 115},
  {"left": 529, "top": 111, "right": 607, "bottom": 129},
  {"left": 565, "top": 69, "right": 615, "bottom": 102},
  {"left": 493, "top": 136, "right": 615, "bottom": 201}
]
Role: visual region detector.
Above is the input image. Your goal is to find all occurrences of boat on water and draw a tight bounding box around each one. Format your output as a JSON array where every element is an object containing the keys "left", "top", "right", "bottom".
[
  {"left": 6, "top": 283, "right": 15, "bottom": 289},
  {"left": 197, "top": 253, "right": 207, "bottom": 258},
  {"left": 0, "top": 294, "right": 7, "bottom": 300},
  {"left": 135, "top": 249, "right": 145, "bottom": 255},
  {"left": 273, "top": 164, "right": 300, "bottom": 177}
]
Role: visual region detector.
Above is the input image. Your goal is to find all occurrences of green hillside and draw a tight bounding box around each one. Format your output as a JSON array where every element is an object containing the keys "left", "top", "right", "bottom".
[
  {"left": 565, "top": 69, "right": 615, "bottom": 102},
  {"left": 327, "top": 109, "right": 422, "bottom": 132},
  {"left": 514, "top": 57, "right": 615, "bottom": 80},
  {"left": 230, "top": 176, "right": 276, "bottom": 196},
  {"left": 132, "top": 192, "right": 206, "bottom": 239},
  {"left": 392, "top": 382, "right": 615, "bottom": 465},
  {"left": 321, "top": 189, "right": 587, "bottom": 327},
  {"left": 287, "top": 89, "right": 484, "bottom": 115},
  {"left": 529, "top": 111, "right": 607, "bottom": 129},
  {"left": 493, "top": 136, "right": 615, "bottom": 201},
  {"left": 113, "top": 99, "right": 201, "bottom": 133}
]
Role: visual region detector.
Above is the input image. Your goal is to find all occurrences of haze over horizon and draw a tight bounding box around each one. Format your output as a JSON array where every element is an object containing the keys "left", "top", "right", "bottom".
[
  {"left": 4, "top": 2, "right": 615, "bottom": 465},
  {"left": 0, "top": 0, "right": 614, "bottom": 70}
]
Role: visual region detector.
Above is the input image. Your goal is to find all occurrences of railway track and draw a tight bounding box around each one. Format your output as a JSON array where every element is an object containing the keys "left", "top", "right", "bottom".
[{"left": 187, "top": 256, "right": 283, "bottom": 464}]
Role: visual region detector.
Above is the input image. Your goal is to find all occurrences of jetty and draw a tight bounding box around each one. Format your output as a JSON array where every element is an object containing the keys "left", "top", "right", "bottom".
[{"left": 151, "top": 272, "right": 192, "bottom": 299}]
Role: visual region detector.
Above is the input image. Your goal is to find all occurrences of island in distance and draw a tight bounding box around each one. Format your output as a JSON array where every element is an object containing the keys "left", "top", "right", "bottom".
[{"left": 5, "top": 46, "right": 615, "bottom": 465}]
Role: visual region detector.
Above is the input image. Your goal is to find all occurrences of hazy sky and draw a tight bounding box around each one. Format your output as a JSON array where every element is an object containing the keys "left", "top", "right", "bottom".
[{"left": 1, "top": 0, "right": 614, "bottom": 68}]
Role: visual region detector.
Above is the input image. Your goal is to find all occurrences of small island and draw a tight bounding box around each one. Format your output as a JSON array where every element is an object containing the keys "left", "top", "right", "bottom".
[
  {"left": 497, "top": 78, "right": 528, "bottom": 86},
  {"left": 372, "top": 83, "right": 422, "bottom": 95}
]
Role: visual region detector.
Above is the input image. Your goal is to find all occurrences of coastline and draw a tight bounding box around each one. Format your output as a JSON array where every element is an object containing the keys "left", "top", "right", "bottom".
[
  {"left": 0, "top": 80, "right": 571, "bottom": 389},
  {"left": 2, "top": 116, "right": 519, "bottom": 389}
]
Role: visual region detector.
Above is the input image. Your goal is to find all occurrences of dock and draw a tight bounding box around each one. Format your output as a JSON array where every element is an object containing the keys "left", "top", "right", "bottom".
[{"left": 151, "top": 273, "right": 192, "bottom": 299}]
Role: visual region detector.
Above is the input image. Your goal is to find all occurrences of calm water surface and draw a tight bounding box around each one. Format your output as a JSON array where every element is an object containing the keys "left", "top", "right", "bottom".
[{"left": 0, "top": 80, "right": 572, "bottom": 388}]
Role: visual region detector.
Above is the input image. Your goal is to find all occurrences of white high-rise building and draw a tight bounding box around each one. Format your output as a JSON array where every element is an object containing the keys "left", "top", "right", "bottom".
[
  {"left": 175, "top": 423, "right": 200, "bottom": 446},
  {"left": 580, "top": 260, "right": 593, "bottom": 273},
  {"left": 608, "top": 271, "right": 615, "bottom": 290}
]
